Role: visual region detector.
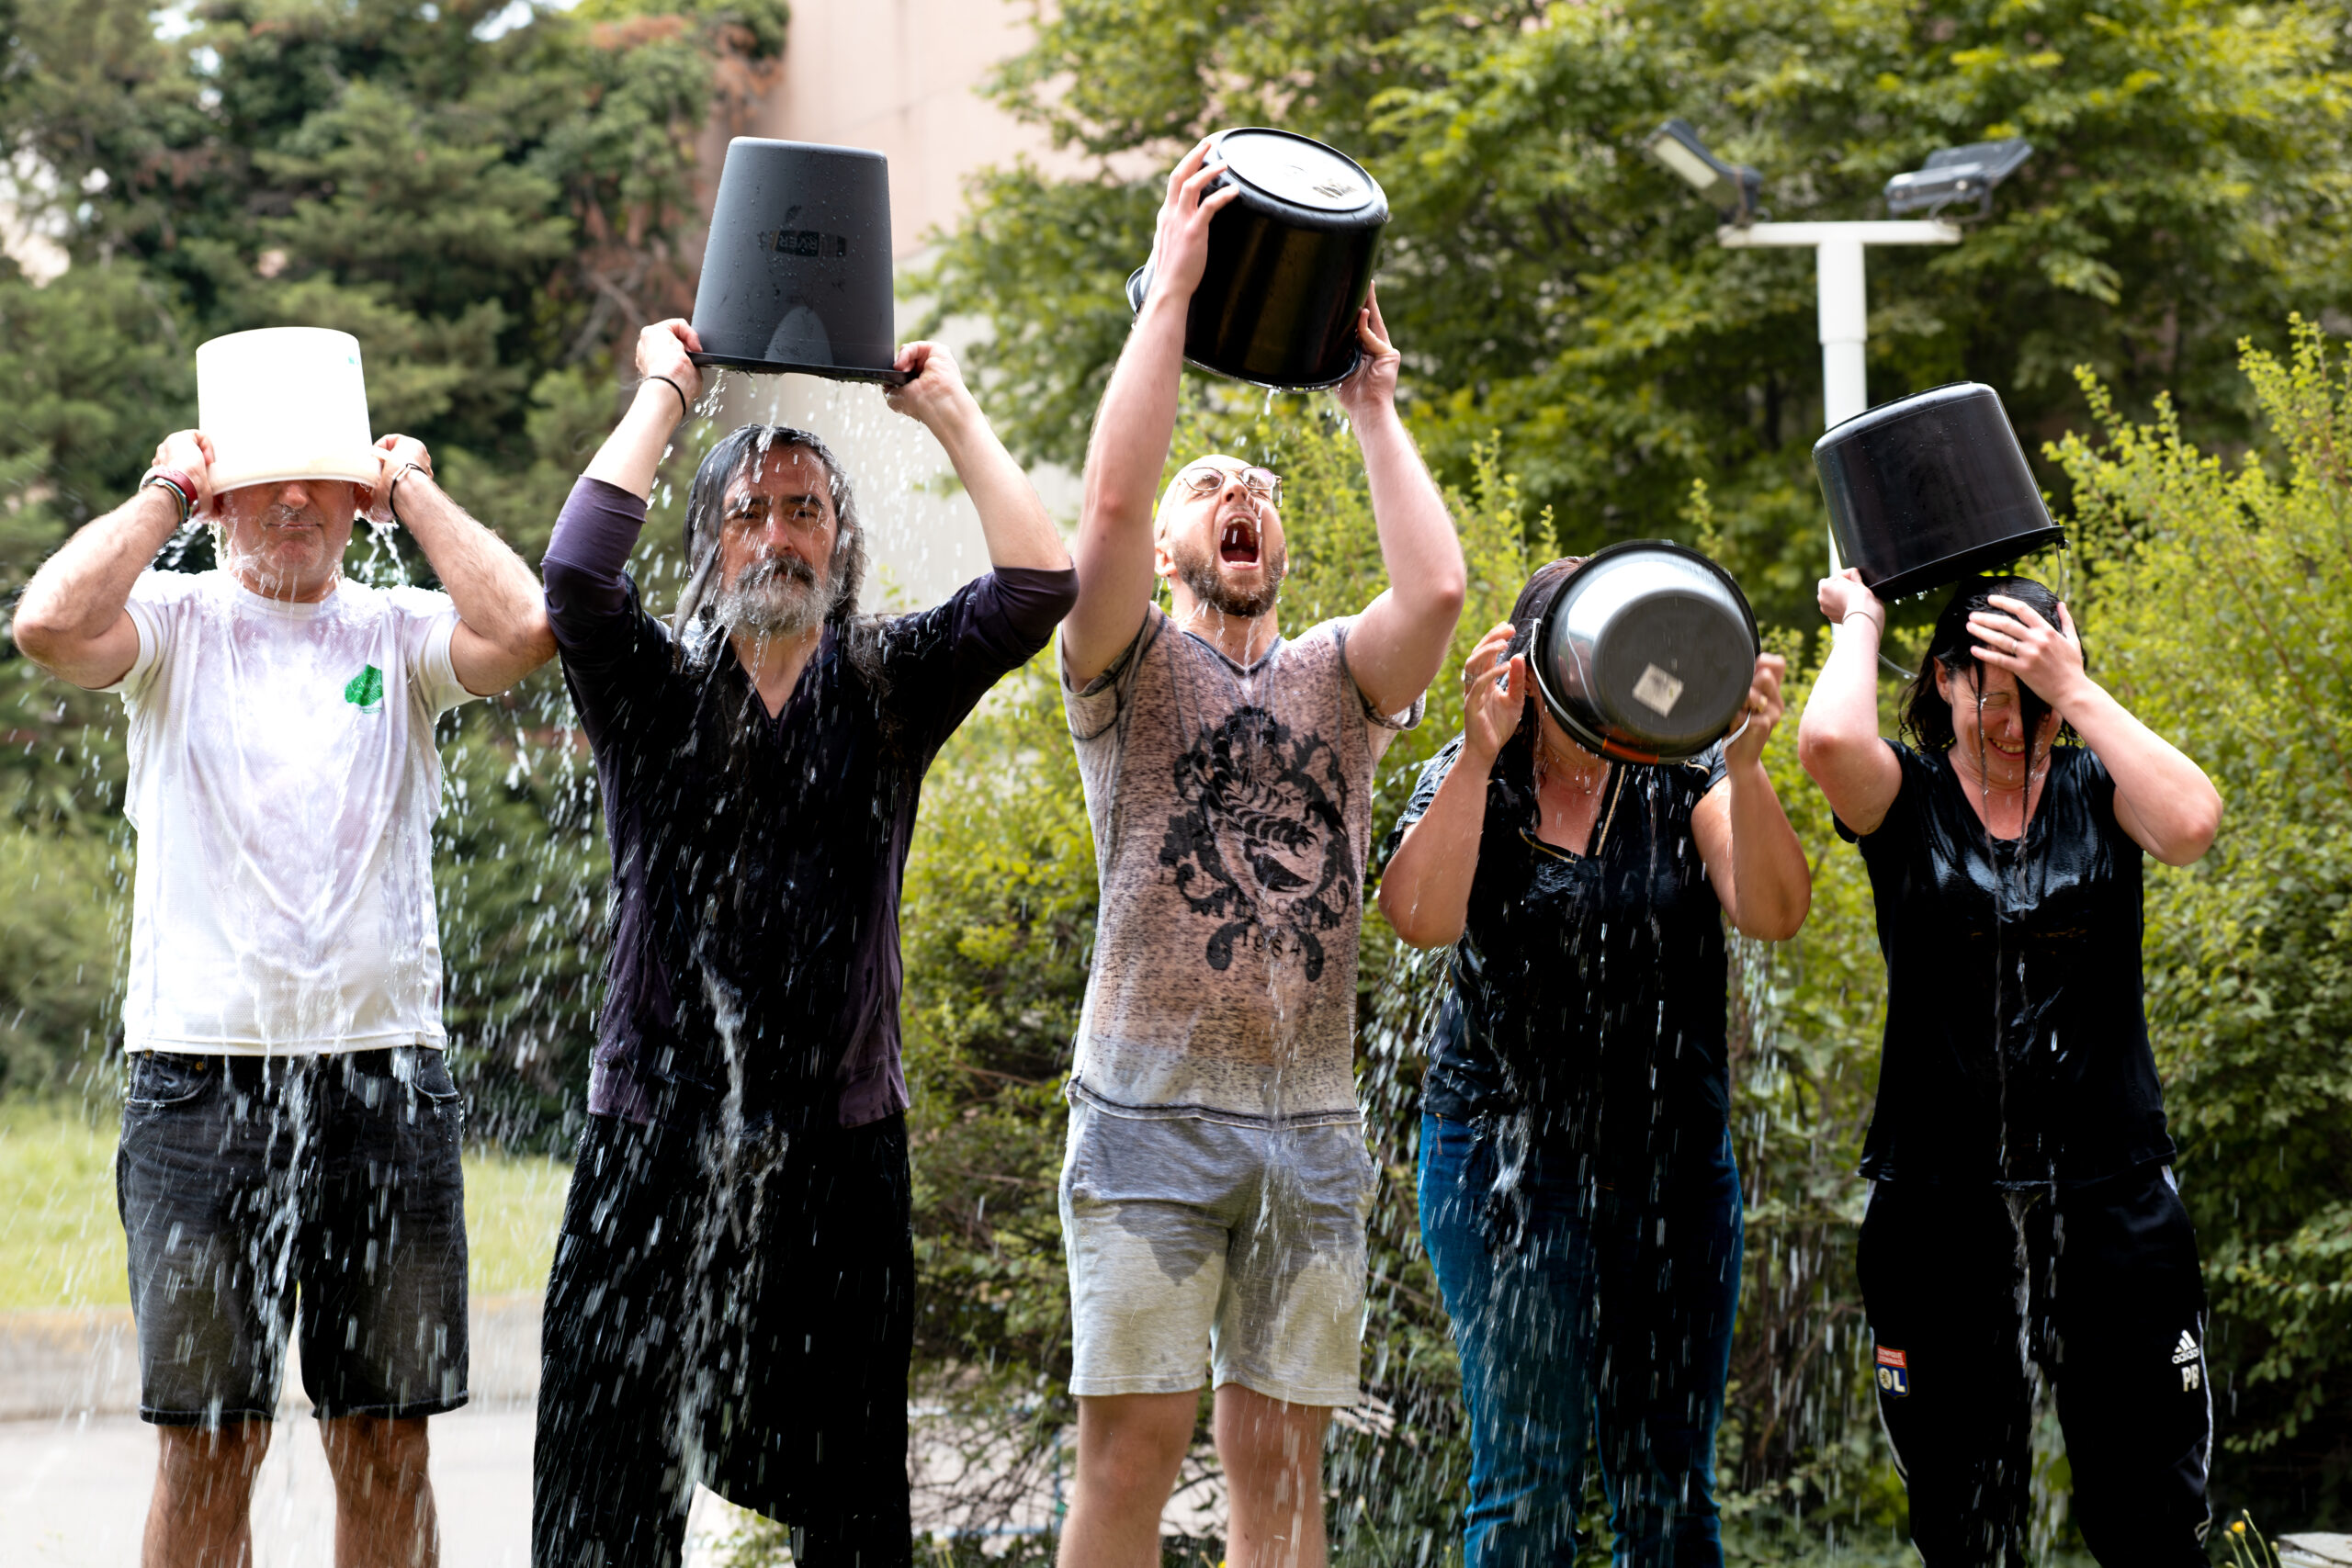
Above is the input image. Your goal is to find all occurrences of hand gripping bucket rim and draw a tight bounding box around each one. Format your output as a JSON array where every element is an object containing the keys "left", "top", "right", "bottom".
[{"left": 196, "top": 327, "right": 380, "bottom": 495}]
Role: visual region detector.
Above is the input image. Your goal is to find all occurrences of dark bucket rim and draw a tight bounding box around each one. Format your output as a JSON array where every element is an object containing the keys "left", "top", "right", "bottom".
[
  {"left": 688, "top": 351, "right": 912, "bottom": 386},
  {"left": 1860, "top": 525, "right": 2069, "bottom": 603}
]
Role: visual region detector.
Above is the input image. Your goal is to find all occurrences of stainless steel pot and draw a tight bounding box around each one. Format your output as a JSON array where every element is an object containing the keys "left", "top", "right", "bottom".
[
  {"left": 1530, "top": 542, "right": 1759, "bottom": 764},
  {"left": 1125, "top": 128, "right": 1388, "bottom": 390}
]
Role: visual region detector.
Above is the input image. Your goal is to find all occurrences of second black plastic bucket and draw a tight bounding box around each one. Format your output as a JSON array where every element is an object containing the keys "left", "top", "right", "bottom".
[
  {"left": 1813, "top": 382, "right": 2064, "bottom": 600},
  {"left": 690, "top": 138, "right": 909, "bottom": 384},
  {"left": 1125, "top": 128, "right": 1388, "bottom": 390}
]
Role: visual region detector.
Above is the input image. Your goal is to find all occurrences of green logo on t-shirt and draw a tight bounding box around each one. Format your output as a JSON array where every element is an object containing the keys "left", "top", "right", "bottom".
[{"left": 344, "top": 664, "right": 384, "bottom": 713}]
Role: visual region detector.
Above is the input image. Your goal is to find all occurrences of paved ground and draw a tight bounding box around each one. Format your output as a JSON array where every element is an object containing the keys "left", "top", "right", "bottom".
[{"left": 0, "top": 1408, "right": 766, "bottom": 1566}]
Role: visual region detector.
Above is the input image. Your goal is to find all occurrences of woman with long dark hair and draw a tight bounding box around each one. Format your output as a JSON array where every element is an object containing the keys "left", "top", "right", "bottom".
[
  {"left": 1379, "top": 556, "right": 1812, "bottom": 1565},
  {"left": 1796, "top": 569, "right": 2223, "bottom": 1565}
]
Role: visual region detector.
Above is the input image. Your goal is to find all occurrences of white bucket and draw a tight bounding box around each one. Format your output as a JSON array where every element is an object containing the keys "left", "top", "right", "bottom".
[{"left": 196, "top": 327, "right": 380, "bottom": 495}]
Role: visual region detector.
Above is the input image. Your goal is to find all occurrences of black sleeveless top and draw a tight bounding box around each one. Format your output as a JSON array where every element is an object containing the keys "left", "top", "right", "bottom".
[
  {"left": 1836, "top": 741, "right": 2174, "bottom": 1187},
  {"left": 1392, "top": 736, "right": 1731, "bottom": 1183}
]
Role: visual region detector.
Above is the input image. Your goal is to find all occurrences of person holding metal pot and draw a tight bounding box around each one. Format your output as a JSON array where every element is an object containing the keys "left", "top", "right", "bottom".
[
  {"left": 1796, "top": 569, "right": 2223, "bottom": 1566},
  {"left": 1378, "top": 558, "right": 1810, "bottom": 1566}
]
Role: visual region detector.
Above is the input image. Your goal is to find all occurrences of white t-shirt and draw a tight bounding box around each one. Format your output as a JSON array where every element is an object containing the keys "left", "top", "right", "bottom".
[{"left": 107, "top": 570, "right": 478, "bottom": 1054}]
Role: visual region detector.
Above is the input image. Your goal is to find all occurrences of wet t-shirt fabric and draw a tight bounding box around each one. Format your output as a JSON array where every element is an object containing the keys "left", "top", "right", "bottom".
[
  {"left": 1392, "top": 737, "right": 1731, "bottom": 1183},
  {"left": 107, "top": 570, "right": 475, "bottom": 1053},
  {"left": 544, "top": 476, "right": 1076, "bottom": 1132},
  {"left": 1836, "top": 741, "right": 2174, "bottom": 1187},
  {"left": 1064, "top": 604, "right": 1420, "bottom": 1127}
]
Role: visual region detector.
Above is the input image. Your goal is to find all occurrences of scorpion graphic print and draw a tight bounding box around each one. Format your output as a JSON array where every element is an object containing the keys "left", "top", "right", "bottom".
[
  {"left": 1159, "top": 706, "right": 1354, "bottom": 982},
  {"left": 1065, "top": 608, "right": 1418, "bottom": 1124}
]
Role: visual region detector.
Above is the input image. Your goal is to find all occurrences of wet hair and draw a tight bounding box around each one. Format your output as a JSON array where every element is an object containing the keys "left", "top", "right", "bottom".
[
  {"left": 1900, "top": 575, "right": 2080, "bottom": 752},
  {"left": 1487, "top": 556, "right": 1589, "bottom": 818},
  {"left": 672, "top": 423, "right": 868, "bottom": 660}
]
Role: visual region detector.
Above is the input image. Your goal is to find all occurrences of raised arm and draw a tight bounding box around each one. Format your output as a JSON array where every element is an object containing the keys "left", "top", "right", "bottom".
[
  {"left": 585, "top": 319, "right": 701, "bottom": 503},
  {"left": 1062, "top": 140, "right": 1241, "bottom": 685},
  {"left": 377, "top": 437, "right": 555, "bottom": 697},
  {"left": 884, "top": 342, "right": 1067, "bottom": 571},
  {"left": 1378, "top": 622, "right": 1519, "bottom": 947},
  {"left": 1329, "top": 288, "right": 1466, "bottom": 716},
  {"left": 1691, "top": 654, "right": 1813, "bottom": 941},
  {"left": 1796, "top": 569, "right": 1903, "bottom": 834},
  {"left": 12, "top": 431, "right": 213, "bottom": 689},
  {"left": 1968, "top": 593, "right": 2222, "bottom": 865}
]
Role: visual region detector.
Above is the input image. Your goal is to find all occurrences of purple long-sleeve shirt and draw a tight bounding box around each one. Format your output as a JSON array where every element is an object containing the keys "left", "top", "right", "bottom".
[{"left": 543, "top": 476, "right": 1077, "bottom": 1130}]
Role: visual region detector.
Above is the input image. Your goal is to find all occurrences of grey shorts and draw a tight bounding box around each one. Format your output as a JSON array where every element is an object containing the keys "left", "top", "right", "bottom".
[
  {"left": 116, "top": 1048, "right": 469, "bottom": 1426},
  {"left": 1059, "top": 1096, "right": 1374, "bottom": 1408}
]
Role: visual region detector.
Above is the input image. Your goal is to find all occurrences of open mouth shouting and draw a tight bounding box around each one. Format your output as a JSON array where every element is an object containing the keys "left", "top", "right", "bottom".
[{"left": 1218, "top": 511, "right": 1262, "bottom": 569}]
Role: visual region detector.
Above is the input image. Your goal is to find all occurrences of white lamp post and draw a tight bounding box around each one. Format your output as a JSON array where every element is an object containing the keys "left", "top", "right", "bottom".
[
  {"left": 1644, "top": 125, "right": 2032, "bottom": 571},
  {"left": 1716, "top": 220, "right": 1961, "bottom": 571}
]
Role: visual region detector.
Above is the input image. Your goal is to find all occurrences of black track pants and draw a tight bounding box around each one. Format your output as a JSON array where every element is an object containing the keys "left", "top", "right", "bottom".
[
  {"left": 533, "top": 1111, "right": 914, "bottom": 1568},
  {"left": 1858, "top": 1165, "right": 2211, "bottom": 1568}
]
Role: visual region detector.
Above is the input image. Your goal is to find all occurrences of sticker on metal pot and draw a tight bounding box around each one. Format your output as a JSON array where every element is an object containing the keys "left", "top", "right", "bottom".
[{"left": 1631, "top": 663, "right": 1686, "bottom": 717}]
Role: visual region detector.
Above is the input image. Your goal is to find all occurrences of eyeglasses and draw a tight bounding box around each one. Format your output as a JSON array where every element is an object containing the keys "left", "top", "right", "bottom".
[{"left": 1177, "top": 465, "right": 1283, "bottom": 509}]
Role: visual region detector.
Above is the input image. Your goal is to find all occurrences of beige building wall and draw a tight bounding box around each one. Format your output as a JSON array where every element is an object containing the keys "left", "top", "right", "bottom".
[
  {"left": 711, "top": 0, "right": 1102, "bottom": 610},
  {"left": 750, "top": 0, "right": 1085, "bottom": 260}
]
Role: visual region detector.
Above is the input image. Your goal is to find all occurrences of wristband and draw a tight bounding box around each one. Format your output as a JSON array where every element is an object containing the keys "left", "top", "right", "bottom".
[
  {"left": 647, "top": 375, "right": 690, "bottom": 415},
  {"left": 141, "top": 467, "right": 199, "bottom": 525},
  {"left": 1840, "top": 608, "right": 1885, "bottom": 637},
  {"left": 385, "top": 461, "right": 429, "bottom": 525}
]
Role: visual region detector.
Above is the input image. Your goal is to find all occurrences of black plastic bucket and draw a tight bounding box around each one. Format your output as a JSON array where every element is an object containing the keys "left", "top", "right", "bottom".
[
  {"left": 1814, "top": 382, "right": 2063, "bottom": 599},
  {"left": 1125, "top": 128, "right": 1388, "bottom": 390},
  {"left": 690, "top": 138, "right": 909, "bottom": 385},
  {"left": 1530, "top": 541, "right": 1759, "bottom": 765}
]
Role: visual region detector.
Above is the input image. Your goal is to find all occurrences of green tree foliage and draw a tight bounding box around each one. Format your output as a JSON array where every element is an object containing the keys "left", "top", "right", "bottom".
[
  {"left": 920, "top": 0, "right": 2352, "bottom": 624},
  {"left": 2053, "top": 321, "right": 2352, "bottom": 1518},
  {"left": 0, "top": 0, "right": 780, "bottom": 1128}
]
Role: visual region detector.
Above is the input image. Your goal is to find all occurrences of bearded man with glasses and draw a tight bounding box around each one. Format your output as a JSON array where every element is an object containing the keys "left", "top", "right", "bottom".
[{"left": 1054, "top": 138, "right": 1467, "bottom": 1566}]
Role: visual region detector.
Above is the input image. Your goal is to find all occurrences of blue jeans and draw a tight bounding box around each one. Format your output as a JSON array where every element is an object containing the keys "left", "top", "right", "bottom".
[{"left": 1419, "top": 1112, "right": 1743, "bottom": 1567}]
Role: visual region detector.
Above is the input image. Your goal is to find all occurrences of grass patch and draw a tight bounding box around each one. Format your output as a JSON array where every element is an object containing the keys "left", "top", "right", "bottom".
[{"left": 0, "top": 1099, "right": 570, "bottom": 1311}]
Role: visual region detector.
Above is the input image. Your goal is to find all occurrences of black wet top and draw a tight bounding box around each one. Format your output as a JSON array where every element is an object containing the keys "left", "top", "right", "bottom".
[
  {"left": 1392, "top": 737, "right": 1731, "bottom": 1183},
  {"left": 543, "top": 477, "right": 1077, "bottom": 1131},
  {"left": 1836, "top": 741, "right": 2175, "bottom": 1186}
]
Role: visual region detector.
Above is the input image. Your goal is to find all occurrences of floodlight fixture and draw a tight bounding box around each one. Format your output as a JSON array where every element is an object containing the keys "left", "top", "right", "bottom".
[
  {"left": 1883, "top": 138, "right": 2032, "bottom": 220},
  {"left": 1644, "top": 119, "right": 1763, "bottom": 226}
]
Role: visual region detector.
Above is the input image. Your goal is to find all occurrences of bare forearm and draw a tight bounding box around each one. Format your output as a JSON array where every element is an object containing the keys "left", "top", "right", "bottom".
[
  {"left": 396, "top": 476, "right": 548, "bottom": 651},
  {"left": 17, "top": 486, "right": 180, "bottom": 644},
  {"left": 1345, "top": 409, "right": 1464, "bottom": 713},
  {"left": 2060, "top": 678, "right": 2223, "bottom": 862},
  {"left": 1067, "top": 296, "right": 1188, "bottom": 675},
  {"left": 928, "top": 403, "right": 1068, "bottom": 571},
  {"left": 1802, "top": 618, "right": 1883, "bottom": 751},
  {"left": 1359, "top": 408, "right": 1462, "bottom": 614},
  {"left": 583, "top": 383, "right": 684, "bottom": 502},
  {"left": 1724, "top": 761, "right": 1811, "bottom": 940},
  {"left": 1379, "top": 752, "right": 1492, "bottom": 947}
]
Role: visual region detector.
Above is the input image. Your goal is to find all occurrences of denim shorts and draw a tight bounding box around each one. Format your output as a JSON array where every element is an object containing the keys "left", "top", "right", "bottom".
[
  {"left": 1058, "top": 1096, "right": 1374, "bottom": 1407},
  {"left": 116, "top": 1047, "right": 469, "bottom": 1426}
]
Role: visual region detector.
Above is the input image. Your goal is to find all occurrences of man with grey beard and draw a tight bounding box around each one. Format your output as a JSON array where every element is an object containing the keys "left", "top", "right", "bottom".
[{"left": 533, "top": 319, "right": 1075, "bottom": 1567}]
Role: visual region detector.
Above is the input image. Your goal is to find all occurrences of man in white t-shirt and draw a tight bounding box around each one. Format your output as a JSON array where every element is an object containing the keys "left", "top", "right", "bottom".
[
  {"left": 12, "top": 421, "right": 552, "bottom": 1568},
  {"left": 1055, "top": 139, "right": 1465, "bottom": 1566}
]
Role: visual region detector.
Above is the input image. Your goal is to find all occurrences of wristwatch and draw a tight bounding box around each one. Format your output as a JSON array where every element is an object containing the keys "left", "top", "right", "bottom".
[{"left": 140, "top": 466, "right": 200, "bottom": 525}]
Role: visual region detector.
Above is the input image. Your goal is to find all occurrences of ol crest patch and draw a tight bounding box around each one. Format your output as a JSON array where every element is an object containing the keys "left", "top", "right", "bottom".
[
  {"left": 2174, "top": 1329, "right": 2203, "bottom": 1392},
  {"left": 1875, "top": 1346, "right": 1910, "bottom": 1397}
]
